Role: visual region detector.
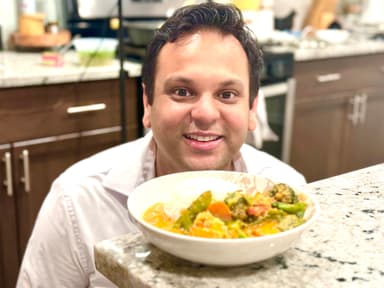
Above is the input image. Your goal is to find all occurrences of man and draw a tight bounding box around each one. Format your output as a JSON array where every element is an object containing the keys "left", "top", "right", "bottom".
[{"left": 17, "top": 2, "right": 305, "bottom": 287}]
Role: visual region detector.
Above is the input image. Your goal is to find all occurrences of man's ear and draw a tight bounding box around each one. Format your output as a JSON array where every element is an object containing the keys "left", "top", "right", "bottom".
[
  {"left": 142, "top": 84, "right": 152, "bottom": 129},
  {"left": 248, "top": 94, "right": 258, "bottom": 131}
]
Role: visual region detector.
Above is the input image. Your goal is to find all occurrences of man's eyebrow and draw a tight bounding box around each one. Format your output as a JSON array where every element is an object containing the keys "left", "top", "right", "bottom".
[
  {"left": 164, "top": 76, "right": 194, "bottom": 86},
  {"left": 219, "top": 79, "right": 243, "bottom": 88},
  {"left": 164, "top": 77, "right": 243, "bottom": 87}
]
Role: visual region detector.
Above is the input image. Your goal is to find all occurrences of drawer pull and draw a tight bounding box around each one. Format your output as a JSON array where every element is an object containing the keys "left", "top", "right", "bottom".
[
  {"left": 358, "top": 93, "right": 368, "bottom": 124},
  {"left": 2, "top": 152, "right": 13, "bottom": 197},
  {"left": 316, "top": 73, "right": 341, "bottom": 83},
  {"left": 67, "top": 103, "right": 106, "bottom": 114},
  {"left": 348, "top": 94, "right": 360, "bottom": 126},
  {"left": 20, "top": 149, "right": 31, "bottom": 193}
]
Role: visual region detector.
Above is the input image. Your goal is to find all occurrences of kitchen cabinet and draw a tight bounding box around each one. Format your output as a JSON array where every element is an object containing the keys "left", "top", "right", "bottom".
[
  {"left": 0, "top": 145, "right": 20, "bottom": 288},
  {"left": 290, "top": 53, "right": 384, "bottom": 182},
  {"left": 0, "top": 78, "right": 138, "bottom": 288}
]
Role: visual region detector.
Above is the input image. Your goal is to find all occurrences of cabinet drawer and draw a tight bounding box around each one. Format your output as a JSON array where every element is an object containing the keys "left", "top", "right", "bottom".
[
  {"left": 0, "top": 79, "right": 138, "bottom": 142},
  {"left": 295, "top": 54, "right": 384, "bottom": 101}
]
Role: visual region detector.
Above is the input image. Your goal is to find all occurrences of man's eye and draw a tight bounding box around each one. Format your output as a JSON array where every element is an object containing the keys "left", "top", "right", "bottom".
[
  {"left": 221, "top": 91, "right": 236, "bottom": 99},
  {"left": 174, "top": 88, "right": 191, "bottom": 97}
]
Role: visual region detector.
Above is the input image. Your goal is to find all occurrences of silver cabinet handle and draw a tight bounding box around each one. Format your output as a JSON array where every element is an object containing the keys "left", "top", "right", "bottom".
[
  {"left": 358, "top": 93, "right": 368, "bottom": 124},
  {"left": 316, "top": 73, "right": 341, "bottom": 83},
  {"left": 348, "top": 94, "right": 360, "bottom": 126},
  {"left": 2, "top": 152, "right": 13, "bottom": 197},
  {"left": 67, "top": 103, "right": 106, "bottom": 114},
  {"left": 20, "top": 149, "right": 31, "bottom": 193}
]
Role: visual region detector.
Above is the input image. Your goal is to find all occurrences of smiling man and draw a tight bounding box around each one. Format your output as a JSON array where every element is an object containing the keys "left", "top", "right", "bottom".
[
  {"left": 144, "top": 29, "right": 255, "bottom": 175},
  {"left": 17, "top": 2, "right": 305, "bottom": 287}
]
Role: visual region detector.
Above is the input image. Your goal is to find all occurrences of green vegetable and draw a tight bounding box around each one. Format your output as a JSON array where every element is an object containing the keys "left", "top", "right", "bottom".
[
  {"left": 174, "top": 190, "right": 212, "bottom": 231},
  {"left": 272, "top": 202, "right": 307, "bottom": 216},
  {"left": 269, "top": 183, "right": 298, "bottom": 204},
  {"left": 224, "top": 190, "right": 251, "bottom": 221}
]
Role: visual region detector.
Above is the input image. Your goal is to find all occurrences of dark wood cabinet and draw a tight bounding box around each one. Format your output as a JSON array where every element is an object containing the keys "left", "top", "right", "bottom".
[
  {"left": 340, "top": 87, "right": 384, "bottom": 172},
  {"left": 0, "top": 78, "right": 138, "bottom": 288},
  {"left": 290, "top": 54, "right": 384, "bottom": 182},
  {"left": 0, "top": 145, "right": 20, "bottom": 288}
]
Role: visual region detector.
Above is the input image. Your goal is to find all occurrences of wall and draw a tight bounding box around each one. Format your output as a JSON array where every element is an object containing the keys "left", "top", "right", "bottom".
[{"left": 0, "top": 1, "right": 18, "bottom": 49}]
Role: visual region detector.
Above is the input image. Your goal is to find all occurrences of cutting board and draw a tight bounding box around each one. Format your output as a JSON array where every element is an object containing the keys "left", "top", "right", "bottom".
[
  {"left": 12, "top": 30, "right": 71, "bottom": 48},
  {"left": 304, "top": 0, "right": 338, "bottom": 29}
]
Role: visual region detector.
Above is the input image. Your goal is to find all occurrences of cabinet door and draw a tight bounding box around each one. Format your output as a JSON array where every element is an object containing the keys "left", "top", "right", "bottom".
[
  {"left": 341, "top": 87, "right": 384, "bottom": 172},
  {"left": 12, "top": 128, "right": 121, "bottom": 259},
  {"left": 0, "top": 145, "right": 20, "bottom": 288},
  {"left": 290, "top": 93, "right": 350, "bottom": 182}
]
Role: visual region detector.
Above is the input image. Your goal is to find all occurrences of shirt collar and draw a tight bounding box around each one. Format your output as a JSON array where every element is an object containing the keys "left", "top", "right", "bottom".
[{"left": 102, "top": 131, "right": 248, "bottom": 196}]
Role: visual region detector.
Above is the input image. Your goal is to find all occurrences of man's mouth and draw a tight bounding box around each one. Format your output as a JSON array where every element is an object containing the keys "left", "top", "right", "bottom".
[{"left": 184, "top": 134, "right": 221, "bottom": 142}]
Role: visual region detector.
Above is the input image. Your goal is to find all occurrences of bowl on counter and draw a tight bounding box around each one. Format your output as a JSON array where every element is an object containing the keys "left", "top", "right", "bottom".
[
  {"left": 315, "top": 29, "right": 350, "bottom": 44},
  {"left": 72, "top": 37, "right": 118, "bottom": 66},
  {"left": 125, "top": 20, "right": 164, "bottom": 46},
  {"left": 127, "top": 171, "right": 319, "bottom": 266}
]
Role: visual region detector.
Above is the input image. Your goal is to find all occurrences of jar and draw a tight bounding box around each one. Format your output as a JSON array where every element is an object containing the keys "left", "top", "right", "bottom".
[{"left": 45, "top": 22, "right": 59, "bottom": 34}]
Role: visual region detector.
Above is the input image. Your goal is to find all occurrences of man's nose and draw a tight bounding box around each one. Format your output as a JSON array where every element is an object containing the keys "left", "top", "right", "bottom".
[{"left": 190, "top": 95, "right": 220, "bottom": 126}]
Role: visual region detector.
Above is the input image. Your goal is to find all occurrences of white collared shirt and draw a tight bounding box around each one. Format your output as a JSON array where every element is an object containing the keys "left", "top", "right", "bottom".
[{"left": 17, "top": 131, "right": 305, "bottom": 287}]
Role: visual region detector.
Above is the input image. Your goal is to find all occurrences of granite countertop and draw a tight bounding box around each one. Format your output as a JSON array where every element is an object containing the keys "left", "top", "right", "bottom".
[
  {"left": 294, "top": 39, "right": 384, "bottom": 61},
  {"left": 2, "top": 39, "right": 384, "bottom": 89},
  {"left": 0, "top": 51, "right": 142, "bottom": 88},
  {"left": 94, "top": 163, "right": 384, "bottom": 288}
]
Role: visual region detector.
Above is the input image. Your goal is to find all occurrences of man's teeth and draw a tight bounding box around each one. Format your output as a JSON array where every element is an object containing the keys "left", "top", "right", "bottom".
[{"left": 187, "top": 135, "right": 219, "bottom": 142}]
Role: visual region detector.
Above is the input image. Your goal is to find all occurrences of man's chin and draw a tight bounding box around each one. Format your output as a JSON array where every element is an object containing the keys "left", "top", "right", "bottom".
[{"left": 184, "top": 158, "right": 232, "bottom": 172}]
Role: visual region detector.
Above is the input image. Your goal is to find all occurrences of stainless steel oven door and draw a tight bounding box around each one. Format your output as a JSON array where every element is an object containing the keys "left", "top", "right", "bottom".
[{"left": 260, "top": 78, "right": 296, "bottom": 163}]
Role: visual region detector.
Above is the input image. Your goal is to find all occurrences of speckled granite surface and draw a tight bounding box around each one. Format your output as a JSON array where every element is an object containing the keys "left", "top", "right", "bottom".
[
  {"left": 2, "top": 39, "right": 384, "bottom": 88},
  {"left": 0, "top": 51, "right": 142, "bottom": 88},
  {"left": 294, "top": 39, "right": 384, "bottom": 61},
  {"left": 95, "top": 163, "right": 384, "bottom": 288}
]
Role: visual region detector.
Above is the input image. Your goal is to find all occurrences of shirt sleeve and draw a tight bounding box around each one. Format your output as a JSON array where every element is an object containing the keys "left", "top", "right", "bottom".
[{"left": 16, "top": 180, "right": 89, "bottom": 288}]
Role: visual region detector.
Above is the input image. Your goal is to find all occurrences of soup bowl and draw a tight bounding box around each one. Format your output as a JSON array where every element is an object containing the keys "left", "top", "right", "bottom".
[{"left": 127, "top": 171, "right": 319, "bottom": 266}]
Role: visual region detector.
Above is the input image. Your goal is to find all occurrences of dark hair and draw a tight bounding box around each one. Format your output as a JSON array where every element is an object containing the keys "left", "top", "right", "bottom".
[{"left": 141, "top": 2, "right": 263, "bottom": 107}]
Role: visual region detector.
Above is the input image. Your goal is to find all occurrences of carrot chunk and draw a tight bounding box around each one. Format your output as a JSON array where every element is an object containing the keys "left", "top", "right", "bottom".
[{"left": 208, "top": 201, "right": 232, "bottom": 221}]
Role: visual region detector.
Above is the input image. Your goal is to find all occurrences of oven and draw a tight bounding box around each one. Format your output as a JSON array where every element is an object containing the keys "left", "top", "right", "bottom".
[{"left": 253, "top": 50, "right": 295, "bottom": 163}]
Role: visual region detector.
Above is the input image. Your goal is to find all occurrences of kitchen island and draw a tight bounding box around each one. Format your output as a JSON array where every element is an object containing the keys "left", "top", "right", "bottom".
[{"left": 95, "top": 163, "right": 384, "bottom": 288}]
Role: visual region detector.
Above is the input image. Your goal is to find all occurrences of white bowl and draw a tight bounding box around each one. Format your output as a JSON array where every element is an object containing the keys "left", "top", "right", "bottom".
[
  {"left": 315, "top": 29, "right": 350, "bottom": 44},
  {"left": 127, "top": 171, "right": 319, "bottom": 266},
  {"left": 72, "top": 37, "right": 118, "bottom": 66}
]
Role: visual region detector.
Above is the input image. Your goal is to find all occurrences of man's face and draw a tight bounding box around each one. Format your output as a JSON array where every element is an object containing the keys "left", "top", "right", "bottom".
[{"left": 143, "top": 29, "right": 257, "bottom": 176}]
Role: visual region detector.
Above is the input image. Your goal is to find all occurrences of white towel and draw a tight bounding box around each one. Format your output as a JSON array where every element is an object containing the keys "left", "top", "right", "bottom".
[{"left": 246, "top": 89, "right": 279, "bottom": 149}]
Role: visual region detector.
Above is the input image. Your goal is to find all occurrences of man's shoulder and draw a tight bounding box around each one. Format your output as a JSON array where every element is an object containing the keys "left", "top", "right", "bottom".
[
  {"left": 59, "top": 135, "right": 149, "bottom": 181},
  {"left": 240, "top": 144, "right": 306, "bottom": 186}
]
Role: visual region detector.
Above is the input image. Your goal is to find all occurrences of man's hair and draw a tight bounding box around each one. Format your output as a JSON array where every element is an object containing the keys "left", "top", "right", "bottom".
[{"left": 141, "top": 2, "right": 263, "bottom": 107}]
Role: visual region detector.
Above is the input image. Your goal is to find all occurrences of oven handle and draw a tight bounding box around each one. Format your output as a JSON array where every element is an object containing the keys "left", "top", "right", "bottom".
[{"left": 261, "top": 82, "right": 289, "bottom": 98}]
